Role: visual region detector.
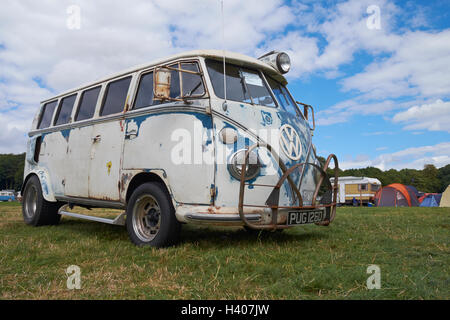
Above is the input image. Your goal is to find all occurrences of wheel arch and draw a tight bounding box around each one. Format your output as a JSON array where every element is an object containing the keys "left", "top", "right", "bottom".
[
  {"left": 124, "top": 171, "right": 175, "bottom": 207},
  {"left": 22, "top": 169, "right": 56, "bottom": 202}
]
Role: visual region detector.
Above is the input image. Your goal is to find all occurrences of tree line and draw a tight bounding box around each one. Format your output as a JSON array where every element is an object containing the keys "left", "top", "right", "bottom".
[
  {"left": 318, "top": 156, "right": 450, "bottom": 193},
  {"left": 0, "top": 153, "right": 449, "bottom": 193},
  {"left": 0, "top": 153, "right": 25, "bottom": 191}
]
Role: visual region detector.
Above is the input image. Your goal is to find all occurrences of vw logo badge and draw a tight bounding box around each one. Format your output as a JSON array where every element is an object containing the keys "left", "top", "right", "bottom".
[{"left": 279, "top": 124, "right": 302, "bottom": 161}]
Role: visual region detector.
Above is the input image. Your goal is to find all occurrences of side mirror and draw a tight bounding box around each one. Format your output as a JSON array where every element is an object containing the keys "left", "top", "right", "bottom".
[
  {"left": 296, "top": 101, "right": 315, "bottom": 132},
  {"left": 153, "top": 67, "right": 171, "bottom": 101}
]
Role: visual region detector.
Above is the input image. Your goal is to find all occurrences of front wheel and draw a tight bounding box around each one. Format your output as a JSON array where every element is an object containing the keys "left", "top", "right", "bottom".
[
  {"left": 126, "top": 182, "right": 181, "bottom": 247},
  {"left": 22, "top": 175, "right": 61, "bottom": 226}
]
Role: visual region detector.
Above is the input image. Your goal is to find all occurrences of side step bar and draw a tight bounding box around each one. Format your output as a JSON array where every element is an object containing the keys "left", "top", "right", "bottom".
[{"left": 58, "top": 205, "right": 126, "bottom": 226}]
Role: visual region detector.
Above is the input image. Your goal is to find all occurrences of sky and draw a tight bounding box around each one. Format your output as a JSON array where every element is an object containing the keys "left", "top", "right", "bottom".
[{"left": 0, "top": 0, "right": 449, "bottom": 170}]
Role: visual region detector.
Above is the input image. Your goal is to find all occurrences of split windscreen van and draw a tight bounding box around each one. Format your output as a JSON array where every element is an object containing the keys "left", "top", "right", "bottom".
[{"left": 22, "top": 50, "right": 338, "bottom": 247}]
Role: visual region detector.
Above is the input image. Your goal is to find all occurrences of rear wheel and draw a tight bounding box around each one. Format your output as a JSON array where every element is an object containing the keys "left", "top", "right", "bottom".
[
  {"left": 126, "top": 182, "right": 181, "bottom": 247},
  {"left": 22, "top": 175, "right": 61, "bottom": 226}
]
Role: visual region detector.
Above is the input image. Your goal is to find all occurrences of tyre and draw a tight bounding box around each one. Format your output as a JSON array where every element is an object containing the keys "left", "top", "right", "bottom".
[
  {"left": 126, "top": 182, "right": 181, "bottom": 247},
  {"left": 22, "top": 175, "right": 61, "bottom": 226}
]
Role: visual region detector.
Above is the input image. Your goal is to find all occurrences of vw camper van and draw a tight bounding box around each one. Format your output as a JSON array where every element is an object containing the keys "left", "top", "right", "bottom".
[{"left": 22, "top": 50, "right": 338, "bottom": 247}]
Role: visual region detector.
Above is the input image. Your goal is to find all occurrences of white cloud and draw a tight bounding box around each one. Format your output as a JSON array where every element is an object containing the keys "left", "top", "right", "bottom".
[
  {"left": 341, "top": 30, "right": 450, "bottom": 100},
  {"left": 340, "top": 142, "right": 450, "bottom": 170},
  {"left": 393, "top": 99, "right": 450, "bottom": 133},
  {"left": 0, "top": 0, "right": 294, "bottom": 154}
]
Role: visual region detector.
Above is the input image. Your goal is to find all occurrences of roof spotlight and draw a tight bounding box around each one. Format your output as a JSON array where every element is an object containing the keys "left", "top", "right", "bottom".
[{"left": 258, "top": 51, "right": 291, "bottom": 74}]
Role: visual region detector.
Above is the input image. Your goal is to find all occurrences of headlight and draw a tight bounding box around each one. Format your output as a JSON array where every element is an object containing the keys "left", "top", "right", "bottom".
[
  {"left": 276, "top": 52, "right": 291, "bottom": 74},
  {"left": 258, "top": 51, "right": 291, "bottom": 74},
  {"left": 228, "top": 149, "right": 261, "bottom": 181}
]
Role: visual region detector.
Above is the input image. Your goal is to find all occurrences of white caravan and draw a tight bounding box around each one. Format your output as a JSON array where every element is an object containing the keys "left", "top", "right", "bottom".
[
  {"left": 330, "top": 176, "right": 381, "bottom": 205},
  {"left": 22, "top": 50, "right": 339, "bottom": 247}
]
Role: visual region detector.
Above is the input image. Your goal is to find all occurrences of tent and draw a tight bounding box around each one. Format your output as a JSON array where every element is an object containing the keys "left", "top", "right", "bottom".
[
  {"left": 406, "top": 185, "right": 420, "bottom": 198},
  {"left": 374, "top": 183, "right": 420, "bottom": 207},
  {"left": 440, "top": 185, "right": 450, "bottom": 207},
  {"left": 418, "top": 193, "right": 442, "bottom": 204},
  {"left": 420, "top": 194, "right": 440, "bottom": 207}
]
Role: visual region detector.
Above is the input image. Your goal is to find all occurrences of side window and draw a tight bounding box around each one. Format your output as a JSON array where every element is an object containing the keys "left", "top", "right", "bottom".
[
  {"left": 205, "top": 59, "right": 273, "bottom": 106},
  {"left": 134, "top": 72, "right": 161, "bottom": 109},
  {"left": 100, "top": 77, "right": 132, "bottom": 116},
  {"left": 38, "top": 100, "right": 58, "bottom": 129},
  {"left": 206, "top": 60, "right": 251, "bottom": 102},
  {"left": 169, "top": 63, "right": 181, "bottom": 99},
  {"left": 359, "top": 184, "right": 368, "bottom": 191},
  {"left": 181, "top": 62, "right": 205, "bottom": 96},
  {"left": 76, "top": 86, "right": 101, "bottom": 121},
  {"left": 54, "top": 94, "right": 77, "bottom": 125}
]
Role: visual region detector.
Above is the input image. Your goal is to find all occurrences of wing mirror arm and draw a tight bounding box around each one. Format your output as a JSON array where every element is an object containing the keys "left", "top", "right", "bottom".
[{"left": 296, "top": 101, "right": 315, "bottom": 132}]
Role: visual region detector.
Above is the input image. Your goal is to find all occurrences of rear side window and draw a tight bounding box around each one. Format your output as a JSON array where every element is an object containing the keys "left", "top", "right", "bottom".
[
  {"left": 101, "top": 77, "right": 132, "bottom": 116},
  {"left": 76, "top": 86, "right": 101, "bottom": 121},
  {"left": 54, "top": 94, "right": 77, "bottom": 125},
  {"left": 38, "top": 101, "right": 58, "bottom": 129}
]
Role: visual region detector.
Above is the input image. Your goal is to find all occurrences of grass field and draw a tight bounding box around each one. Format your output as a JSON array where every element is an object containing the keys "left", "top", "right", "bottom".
[{"left": 0, "top": 202, "right": 448, "bottom": 299}]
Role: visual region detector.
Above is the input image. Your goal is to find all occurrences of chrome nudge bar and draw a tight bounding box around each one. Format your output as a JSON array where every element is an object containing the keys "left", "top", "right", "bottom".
[{"left": 238, "top": 143, "right": 339, "bottom": 230}]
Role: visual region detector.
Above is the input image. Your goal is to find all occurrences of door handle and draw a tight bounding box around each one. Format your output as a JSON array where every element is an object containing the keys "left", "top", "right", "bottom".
[{"left": 92, "top": 135, "right": 101, "bottom": 143}]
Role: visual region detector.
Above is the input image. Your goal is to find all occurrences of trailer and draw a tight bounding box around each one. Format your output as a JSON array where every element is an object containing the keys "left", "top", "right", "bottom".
[{"left": 330, "top": 176, "right": 381, "bottom": 205}]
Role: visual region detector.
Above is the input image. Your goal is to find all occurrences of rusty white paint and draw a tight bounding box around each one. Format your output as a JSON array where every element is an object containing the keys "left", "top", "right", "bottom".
[{"left": 24, "top": 51, "right": 324, "bottom": 227}]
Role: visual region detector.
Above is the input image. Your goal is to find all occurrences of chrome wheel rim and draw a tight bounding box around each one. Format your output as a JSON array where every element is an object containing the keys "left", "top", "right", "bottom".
[
  {"left": 132, "top": 195, "right": 161, "bottom": 242},
  {"left": 24, "top": 184, "right": 38, "bottom": 219}
]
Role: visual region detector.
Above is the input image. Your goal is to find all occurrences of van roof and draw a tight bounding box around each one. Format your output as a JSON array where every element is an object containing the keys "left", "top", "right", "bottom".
[{"left": 41, "top": 49, "right": 287, "bottom": 104}]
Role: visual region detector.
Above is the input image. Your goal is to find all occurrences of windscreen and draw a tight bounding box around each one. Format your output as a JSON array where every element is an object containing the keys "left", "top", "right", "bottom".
[
  {"left": 206, "top": 59, "right": 275, "bottom": 107},
  {"left": 266, "top": 76, "right": 301, "bottom": 117}
]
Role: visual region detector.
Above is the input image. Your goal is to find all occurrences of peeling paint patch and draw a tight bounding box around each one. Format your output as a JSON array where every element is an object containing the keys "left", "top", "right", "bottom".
[
  {"left": 60, "top": 129, "right": 71, "bottom": 142},
  {"left": 260, "top": 110, "right": 273, "bottom": 126}
]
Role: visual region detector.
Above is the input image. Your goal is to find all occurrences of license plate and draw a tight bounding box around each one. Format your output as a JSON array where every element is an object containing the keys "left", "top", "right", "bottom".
[{"left": 287, "top": 209, "right": 325, "bottom": 225}]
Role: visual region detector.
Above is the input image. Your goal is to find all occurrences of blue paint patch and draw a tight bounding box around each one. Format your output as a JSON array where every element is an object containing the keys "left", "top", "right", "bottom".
[
  {"left": 60, "top": 129, "right": 71, "bottom": 142},
  {"left": 260, "top": 110, "right": 273, "bottom": 126},
  {"left": 126, "top": 110, "right": 213, "bottom": 138}
]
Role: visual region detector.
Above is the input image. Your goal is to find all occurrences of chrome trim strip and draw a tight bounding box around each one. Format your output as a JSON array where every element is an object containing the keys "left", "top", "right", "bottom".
[
  {"left": 186, "top": 213, "right": 261, "bottom": 222},
  {"left": 58, "top": 210, "right": 126, "bottom": 226}
]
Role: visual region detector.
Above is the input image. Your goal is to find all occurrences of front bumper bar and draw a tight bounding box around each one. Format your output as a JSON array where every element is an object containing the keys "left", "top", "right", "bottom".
[{"left": 238, "top": 143, "right": 339, "bottom": 230}]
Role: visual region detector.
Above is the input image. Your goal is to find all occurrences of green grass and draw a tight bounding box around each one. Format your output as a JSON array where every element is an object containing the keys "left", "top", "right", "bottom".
[{"left": 0, "top": 202, "right": 449, "bottom": 299}]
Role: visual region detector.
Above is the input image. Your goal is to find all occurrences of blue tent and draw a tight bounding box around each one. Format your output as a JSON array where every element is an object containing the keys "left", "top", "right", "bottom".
[
  {"left": 420, "top": 194, "right": 440, "bottom": 207},
  {"left": 407, "top": 185, "right": 420, "bottom": 198}
]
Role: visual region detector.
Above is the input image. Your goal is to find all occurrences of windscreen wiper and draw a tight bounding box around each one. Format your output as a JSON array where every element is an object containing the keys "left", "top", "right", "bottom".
[{"left": 238, "top": 70, "right": 254, "bottom": 104}]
